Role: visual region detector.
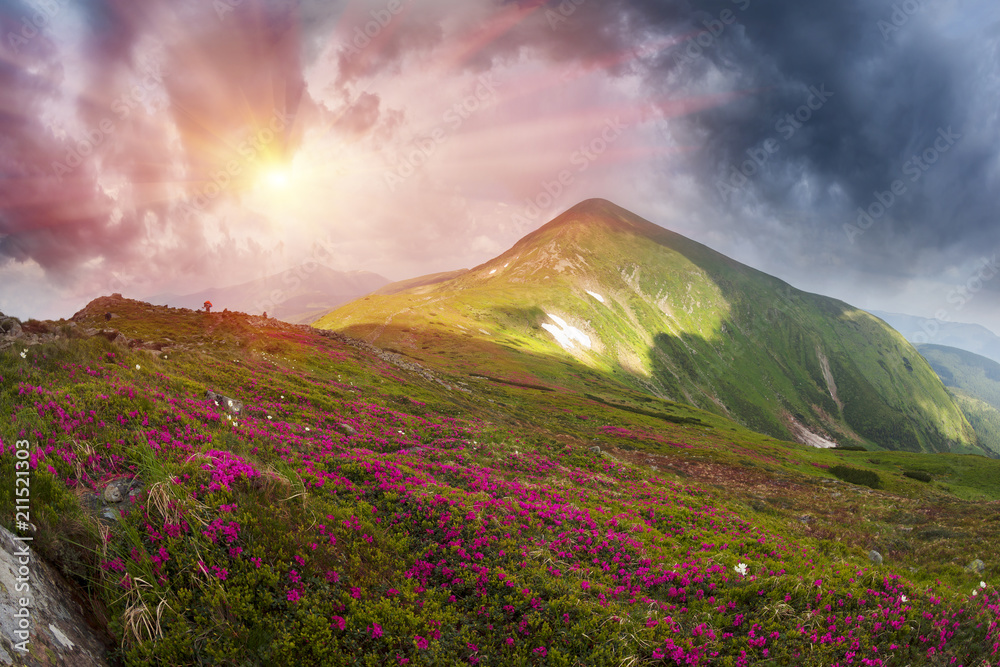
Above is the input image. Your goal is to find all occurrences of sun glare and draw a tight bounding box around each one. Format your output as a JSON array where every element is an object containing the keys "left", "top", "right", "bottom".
[{"left": 264, "top": 167, "right": 290, "bottom": 189}]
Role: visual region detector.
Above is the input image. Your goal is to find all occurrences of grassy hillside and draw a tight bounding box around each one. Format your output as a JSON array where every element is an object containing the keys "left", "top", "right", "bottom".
[
  {"left": 917, "top": 343, "right": 1000, "bottom": 455},
  {"left": 873, "top": 311, "right": 1000, "bottom": 365},
  {"left": 2, "top": 296, "right": 999, "bottom": 665},
  {"left": 950, "top": 390, "right": 1000, "bottom": 455},
  {"left": 320, "top": 199, "right": 979, "bottom": 455},
  {"left": 918, "top": 343, "right": 1000, "bottom": 410}
]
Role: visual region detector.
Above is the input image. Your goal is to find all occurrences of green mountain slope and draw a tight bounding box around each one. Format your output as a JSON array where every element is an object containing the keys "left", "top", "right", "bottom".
[
  {"left": 873, "top": 310, "right": 1000, "bottom": 365},
  {"left": 319, "top": 199, "right": 979, "bottom": 454},
  {"left": 917, "top": 343, "right": 1000, "bottom": 455}
]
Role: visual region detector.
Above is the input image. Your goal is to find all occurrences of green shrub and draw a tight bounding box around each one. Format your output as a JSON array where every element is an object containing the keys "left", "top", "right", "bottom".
[
  {"left": 829, "top": 465, "right": 881, "bottom": 489},
  {"left": 903, "top": 470, "right": 932, "bottom": 482}
]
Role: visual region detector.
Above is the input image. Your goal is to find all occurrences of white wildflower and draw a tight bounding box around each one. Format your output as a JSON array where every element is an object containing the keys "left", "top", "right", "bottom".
[
  {"left": 734, "top": 563, "right": 749, "bottom": 576},
  {"left": 973, "top": 590, "right": 978, "bottom": 596},
  {"left": 982, "top": 581, "right": 987, "bottom": 589},
  {"left": 900, "top": 595, "right": 907, "bottom": 602},
  {"left": 136, "top": 364, "right": 141, "bottom": 370},
  {"left": 20, "top": 350, "right": 26, "bottom": 359}
]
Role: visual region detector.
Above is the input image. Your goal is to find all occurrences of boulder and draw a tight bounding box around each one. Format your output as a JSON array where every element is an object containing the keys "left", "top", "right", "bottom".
[
  {"left": 868, "top": 550, "right": 883, "bottom": 565},
  {"left": 0, "top": 318, "right": 21, "bottom": 338},
  {"left": 102, "top": 485, "right": 121, "bottom": 504},
  {"left": 335, "top": 423, "right": 357, "bottom": 436},
  {"left": 0, "top": 526, "right": 111, "bottom": 665},
  {"left": 966, "top": 559, "right": 986, "bottom": 574},
  {"left": 206, "top": 390, "right": 243, "bottom": 415}
]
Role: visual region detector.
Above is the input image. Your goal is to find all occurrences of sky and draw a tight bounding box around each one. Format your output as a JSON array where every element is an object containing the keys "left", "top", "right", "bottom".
[{"left": 1, "top": 0, "right": 999, "bottom": 336}]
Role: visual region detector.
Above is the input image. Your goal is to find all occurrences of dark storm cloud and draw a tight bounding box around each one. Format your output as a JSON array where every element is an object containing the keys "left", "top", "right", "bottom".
[{"left": 625, "top": 0, "right": 1000, "bottom": 281}]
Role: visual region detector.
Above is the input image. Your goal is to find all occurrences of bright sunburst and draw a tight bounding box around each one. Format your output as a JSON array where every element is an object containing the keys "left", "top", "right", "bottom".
[{"left": 263, "top": 167, "right": 290, "bottom": 190}]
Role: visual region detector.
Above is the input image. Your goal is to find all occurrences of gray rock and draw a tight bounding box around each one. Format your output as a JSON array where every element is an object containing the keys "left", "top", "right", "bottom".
[
  {"left": 589, "top": 445, "right": 601, "bottom": 454},
  {"left": 335, "top": 423, "right": 357, "bottom": 436},
  {"left": 0, "top": 319, "right": 21, "bottom": 337},
  {"left": 967, "top": 559, "right": 986, "bottom": 574},
  {"left": 869, "top": 550, "right": 883, "bottom": 565},
  {"left": 102, "top": 485, "right": 121, "bottom": 503},
  {"left": 0, "top": 525, "right": 111, "bottom": 665},
  {"left": 206, "top": 390, "right": 243, "bottom": 415}
]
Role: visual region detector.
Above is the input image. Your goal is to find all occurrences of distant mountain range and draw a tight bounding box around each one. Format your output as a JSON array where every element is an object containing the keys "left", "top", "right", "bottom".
[
  {"left": 869, "top": 310, "right": 1000, "bottom": 365},
  {"left": 318, "top": 198, "right": 985, "bottom": 455},
  {"left": 147, "top": 266, "right": 389, "bottom": 324}
]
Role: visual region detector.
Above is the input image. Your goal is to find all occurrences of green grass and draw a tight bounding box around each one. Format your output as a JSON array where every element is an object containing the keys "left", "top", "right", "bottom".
[{"left": 3, "top": 295, "right": 1000, "bottom": 665}]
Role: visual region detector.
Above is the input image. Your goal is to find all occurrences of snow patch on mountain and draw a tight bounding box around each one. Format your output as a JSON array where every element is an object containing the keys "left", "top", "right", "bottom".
[
  {"left": 542, "top": 313, "right": 592, "bottom": 350},
  {"left": 586, "top": 291, "right": 605, "bottom": 303}
]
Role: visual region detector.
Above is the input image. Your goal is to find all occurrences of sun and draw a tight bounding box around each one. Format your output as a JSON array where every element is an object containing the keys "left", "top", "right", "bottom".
[{"left": 263, "top": 167, "right": 290, "bottom": 189}]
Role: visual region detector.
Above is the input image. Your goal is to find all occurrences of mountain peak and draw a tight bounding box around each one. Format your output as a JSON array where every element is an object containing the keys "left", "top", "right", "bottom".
[
  {"left": 544, "top": 198, "right": 652, "bottom": 233},
  {"left": 512, "top": 199, "right": 674, "bottom": 255}
]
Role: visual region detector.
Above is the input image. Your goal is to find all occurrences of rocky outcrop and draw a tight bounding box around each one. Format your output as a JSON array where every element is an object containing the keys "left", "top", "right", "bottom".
[
  {"left": 0, "top": 526, "right": 111, "bottom": 666},
  {"left": 0, "top": 315, "right": 21, "bottom": 338},
  {"left": 207, "top": 390, "right": 243, "bottom": 415},
  {"left": 312, "top": 329, "right": 469, "bottom": 392}
]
